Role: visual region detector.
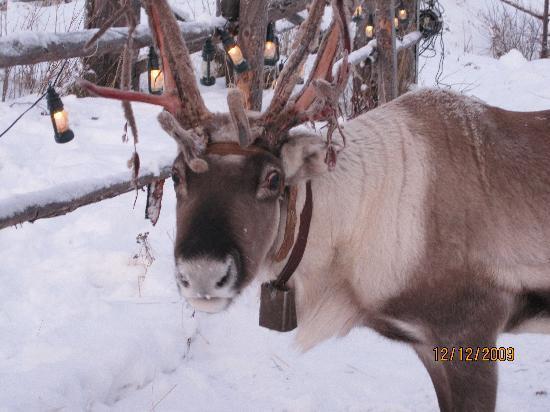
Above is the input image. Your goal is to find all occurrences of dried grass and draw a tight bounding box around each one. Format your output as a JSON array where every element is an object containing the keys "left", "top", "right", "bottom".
[
  {"left": 1, "top": 0, "right": 85, "bottom": 101},
  {"left": 482, "top": 0, "right": 542, "bottom": 60}
]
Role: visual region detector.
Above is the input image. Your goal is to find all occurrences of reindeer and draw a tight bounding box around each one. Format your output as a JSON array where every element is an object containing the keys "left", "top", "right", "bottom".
[{"left": 80, "top": 0, "right": 550, "bottom": 411}]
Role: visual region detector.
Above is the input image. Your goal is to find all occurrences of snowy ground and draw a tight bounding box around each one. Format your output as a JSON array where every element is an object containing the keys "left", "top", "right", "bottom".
[{"left": 1, "top": 0, "right": 550, "bottom": 411}]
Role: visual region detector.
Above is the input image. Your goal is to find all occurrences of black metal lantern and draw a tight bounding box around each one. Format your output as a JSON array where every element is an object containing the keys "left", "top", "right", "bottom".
[
  {"left": 46, "top": 85, "right": 74, "bottom": 144},
  {"left": 219, "top": 28, "right": 249, "bottom": 73},
  {"left": 147, "top": 46, "right": 164, "bottom": 95},
  {"left": 200, "top": 37, "right": 216, "bottom": 86},
  {"left": 397, "top": 1, "right": 408, "bottom": 22},
  {"left": 419, "top": 7, "right": 442, "bottom": 38},
  {"left": 352, "top": 5, "right": 364, "bottom": 23},
  {"left": 365, "top": 13, "right": 374, "bottom": 39},
  {"left": 264, "top": 22, "right": 280, "bottom": 66}
]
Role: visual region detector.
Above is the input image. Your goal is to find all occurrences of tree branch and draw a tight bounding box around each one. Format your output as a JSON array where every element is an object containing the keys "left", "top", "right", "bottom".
[
  {"left": 500, "top": 0, "right": 545, "bottom": 20},
  {"left": 332, "top": 31, "right": 422, "bottom": 75},
  {"left": 0, "top": 0, "right": 309, "bottom": 68}
]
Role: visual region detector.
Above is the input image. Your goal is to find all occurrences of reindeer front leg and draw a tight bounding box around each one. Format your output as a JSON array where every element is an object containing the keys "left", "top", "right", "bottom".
[
  {"left": 414, "top": 343, "right": 499, "bottom": 412},
  {"left": 379, "top": 267, "right": 511, "bottom": 412}
]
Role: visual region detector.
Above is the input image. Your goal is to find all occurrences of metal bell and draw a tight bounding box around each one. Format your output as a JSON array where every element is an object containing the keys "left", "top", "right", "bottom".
[{"left": 259, "top": 281, "right": 297, "bottom": 332}]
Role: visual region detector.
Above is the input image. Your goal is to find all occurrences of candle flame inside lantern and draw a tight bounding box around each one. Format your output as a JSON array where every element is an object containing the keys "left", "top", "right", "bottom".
[
  {"left": 149, "top": 69, "right": 164, "bottom": 93},
  {"left": 264, "top": 41, "right": 277, "bottom": 60},
  {"left": 53, "top": 110, "right": 69, "bottom": 133},
  {"left": 228, "top": 46, "right": 245, "bottom": 65}
]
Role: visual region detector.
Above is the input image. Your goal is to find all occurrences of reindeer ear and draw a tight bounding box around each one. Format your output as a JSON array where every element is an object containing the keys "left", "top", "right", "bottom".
[{"left": 280, "top": 134, "right": 328, "bottom": 185}]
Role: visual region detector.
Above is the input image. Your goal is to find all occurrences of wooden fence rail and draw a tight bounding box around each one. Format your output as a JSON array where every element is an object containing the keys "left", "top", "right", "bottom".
[
  {"left": 0, "top": 0, "right": 309, "bottom": 230},
  {"left": 0, "top": 0, "right": 308, "bottom": 68}
]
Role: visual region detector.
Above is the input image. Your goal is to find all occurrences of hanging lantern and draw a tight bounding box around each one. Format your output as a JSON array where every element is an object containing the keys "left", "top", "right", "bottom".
[
  {"left": 46, "top": 85, "right": 74, "bottom": 144},
  {"left": 264, "top": 22, "right": 280, "bottom": 66},
  {"left": 394, "top": 16, "right": 399, "bottom": 29},
  {"left": 365, "top": 14, "right": 374, "bottom": 39},
  {"left": 419, "top": 7, "right": 443, "bottom": 38},
  {"left": 352, "top": 5, "right": 363, "bottom": 23},
  {"left": 397, "top": 1, "right": 408, "bottom": 21},
  {"left": 147, "top": 46, "right": 164, "bottom": 95},
  {"left": 220, "top": 29, "right": 249, "bottom": 73},
  {"left": 200, "top": 37, "right": 216, "bottom": 86}
]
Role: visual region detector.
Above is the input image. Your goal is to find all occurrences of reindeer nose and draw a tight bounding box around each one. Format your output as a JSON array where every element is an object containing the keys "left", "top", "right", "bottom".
[{"left": 176, "top": 253, "right": 238, "bottom": 297}]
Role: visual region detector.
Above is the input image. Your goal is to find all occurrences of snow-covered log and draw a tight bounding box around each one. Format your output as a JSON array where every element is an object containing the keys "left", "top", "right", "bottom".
[
  {"left": 0, "top": 19, "right": 224, "bottom": 68},
  {"left": 0, "top": 0, "right": 309, "bottom": 68},
  {"left": 0, "top": 166, "right": 172, "bottom": 231}
]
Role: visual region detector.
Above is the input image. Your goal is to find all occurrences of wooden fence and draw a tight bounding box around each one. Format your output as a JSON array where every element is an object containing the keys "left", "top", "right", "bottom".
[{"left": 0, "top": 0, "right": 309, "bottom": 230}]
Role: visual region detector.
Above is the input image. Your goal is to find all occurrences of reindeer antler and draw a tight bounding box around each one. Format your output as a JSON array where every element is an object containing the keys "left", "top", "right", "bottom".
[
  {"left": 79, "top": 0, "right": 350, "bottom": 164},
  {"left": 259, "top": 0, "right": 351, "bottom": 147}
]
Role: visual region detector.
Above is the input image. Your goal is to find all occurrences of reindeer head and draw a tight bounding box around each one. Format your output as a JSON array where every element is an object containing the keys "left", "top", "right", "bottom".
[{"left": 80, "top": 0, "right": 350, "bottom": 313}]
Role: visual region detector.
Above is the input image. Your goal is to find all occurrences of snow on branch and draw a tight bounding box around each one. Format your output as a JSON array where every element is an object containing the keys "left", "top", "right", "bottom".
[
  {"left": 0, "top": 0, "right": 310, "bottom": 68},
  {"left": 0, "top": 19, "right": 223, "bottom": 68},
  {"left": 0, "top": 165, "right": 172, "bottom": 231},
  {"left": 332, "top": 31, "right": 422, "bottom": 76}
]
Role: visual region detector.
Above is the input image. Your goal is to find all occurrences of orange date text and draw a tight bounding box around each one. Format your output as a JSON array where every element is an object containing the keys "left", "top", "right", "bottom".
[{"left": 433, "top": 346, "right": 515, "bottom": 362}]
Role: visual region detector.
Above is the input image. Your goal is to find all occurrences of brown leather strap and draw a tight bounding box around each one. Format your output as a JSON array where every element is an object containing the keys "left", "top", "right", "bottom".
[
  {"left": 274, "top": 186, "right": 298, "bottom": 262},
  {"left": 206, "top": 142, "right": 268, "bottom": 157},
  {"left": 274, "top": 181, "right": 313, "bottom": 288}
]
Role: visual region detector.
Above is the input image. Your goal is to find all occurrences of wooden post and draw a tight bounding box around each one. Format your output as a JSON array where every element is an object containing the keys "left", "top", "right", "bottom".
[
  {"left": 351, "top": 0, "right": 377, "bottom": 117},
  {"left": 396, "top": 0, "right": 417, "bottom": 95},
  {"left": 542, "top": 0, "right": 549, "bottom": 58},
  {"left": 375, "top": 0, "right": 397, "bottom": 104},
  {"left": 235, "top": 0, "right": 268, "bottom": 111}
]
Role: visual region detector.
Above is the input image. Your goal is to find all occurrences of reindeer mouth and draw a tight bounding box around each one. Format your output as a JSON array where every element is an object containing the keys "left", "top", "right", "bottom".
[{"left": 186, "top": 297, "right": 232, "bottom": 313}]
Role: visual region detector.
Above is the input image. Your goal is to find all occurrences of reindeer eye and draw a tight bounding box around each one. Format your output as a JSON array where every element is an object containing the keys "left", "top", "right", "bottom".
[
  {"left": 172, "top": 173, "right": 181, "bottom": 186},
  {"left": 266, "top": 170, "right": 281, "bottom": 192}
]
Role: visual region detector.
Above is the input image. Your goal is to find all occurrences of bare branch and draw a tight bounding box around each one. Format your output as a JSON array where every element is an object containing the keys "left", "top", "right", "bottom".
[{"left": 500, "top": 0, "right": 545, "bottom": 20}]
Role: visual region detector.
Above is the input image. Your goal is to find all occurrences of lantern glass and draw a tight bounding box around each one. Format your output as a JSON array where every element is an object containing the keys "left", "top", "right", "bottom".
[
  {"left": 264, "top": 41, "right": 277, "bottom": 60},
  {"left": 366, "top": 24, "right": 374, "bottom": 38},
  {"left": 53, "top": 110, "right": 70, "bottom": 133},
  {"left": 201, "top": 61, "right": 214, "bottom": 86},
  {"left": 366, "top": 14, "right": 374, "bottom": 39},
  {"left": 149, "top": 69, "right": 164, "bottom": 94},
  {"left": 352, "top": 5, "right": 363, "bottom": 22},
  {"left": 147, "top": 46, "right": 163, "bottom": 94},
  {"left": 228, "top": 45, "right": 245, "bottom": 66},
  {"left": 394, "top": 16, "right": 399, "bottom": 28},
  {"left": 46, "top": 85, "right": 74, "bottom": 144}
]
